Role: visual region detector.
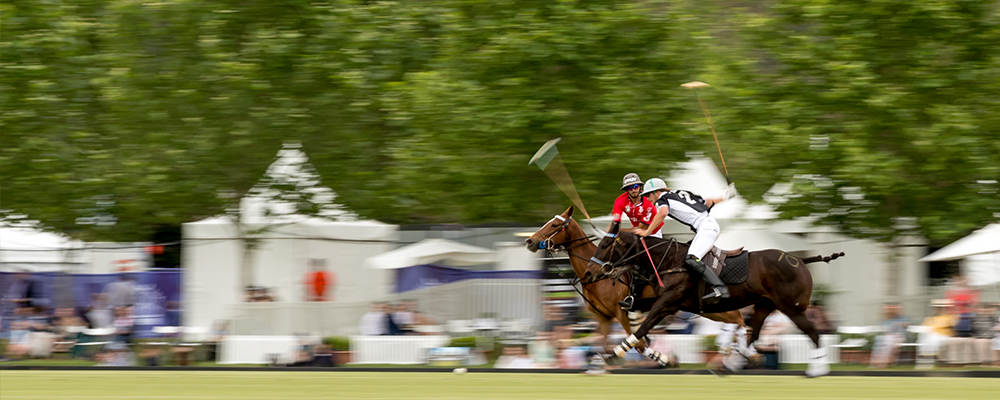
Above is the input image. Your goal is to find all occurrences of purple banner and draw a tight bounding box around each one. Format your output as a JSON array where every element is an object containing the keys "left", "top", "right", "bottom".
[
  {"left": 395, "top": 264, "right": 541, "bottom": 293},
  {"left": 0, "top": 270, "right": 182, "bottom": 338}
]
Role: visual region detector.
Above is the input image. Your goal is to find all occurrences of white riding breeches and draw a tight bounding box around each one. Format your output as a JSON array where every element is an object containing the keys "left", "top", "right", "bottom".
[{"left": 687, "top": 216, "right": 720, "bottom": 260}]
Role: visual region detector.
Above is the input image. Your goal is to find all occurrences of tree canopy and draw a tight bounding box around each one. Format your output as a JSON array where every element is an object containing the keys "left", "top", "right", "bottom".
[{"left": 2, "top": 0, "right": 998, "bottom": 246}]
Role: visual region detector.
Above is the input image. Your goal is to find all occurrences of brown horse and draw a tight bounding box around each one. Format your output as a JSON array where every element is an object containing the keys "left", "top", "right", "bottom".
[
  {"left": 590, "top": 221, "right": 844, "bottom": 376},
  {"left": 524, "top": 206, "right": 750, "bottom": 366}
]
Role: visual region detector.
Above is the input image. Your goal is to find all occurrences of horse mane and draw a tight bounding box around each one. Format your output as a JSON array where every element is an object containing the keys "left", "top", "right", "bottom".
[{"left": 800, "top": 252, "right": 845, "bottom": 264}]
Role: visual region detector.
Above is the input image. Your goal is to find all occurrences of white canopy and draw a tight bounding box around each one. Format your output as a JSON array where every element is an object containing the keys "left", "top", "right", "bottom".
[
  {"left": 715, "top": 224, "right": 814, "bottom": 252},
  {"left": 364, "top": 238, "right": 496, "bottom": 270},
  {"left": 919, "top": 223, "right": 1000, "bottom": 262}
]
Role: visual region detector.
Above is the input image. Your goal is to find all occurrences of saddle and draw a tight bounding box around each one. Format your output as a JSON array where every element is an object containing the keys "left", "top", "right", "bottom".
[{"left": 703, "top": 246, "right": 750, "bottom": 284}]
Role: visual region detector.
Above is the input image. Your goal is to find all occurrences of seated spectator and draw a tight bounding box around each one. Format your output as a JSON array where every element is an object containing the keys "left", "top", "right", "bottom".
[
  {"left": 805, "top": 302, "right": 835, "bottom": 335},
  {"left": 918, "top": 299, "right": 957, "bottom": 365},
  {"left": 494, "top": 345, "right": 536, "bottom": 369},
  {"left": 358, "top": 302, "right": 388, "bottom": 336},
  {"left": 870, "top": 303, "right": 909, "bottom": 368},
  {"left": 528, "top": 331, "right": 557, "bottom": 368},
  {"left": 390, "top": 301, "right": 416, "bottom": 334},
  {"left": 112, "top": 307, "right": 135, "bottom": 344},
  {"left": 963, "top": 303, "right": 998, "bottom": 366},
  {"left": 2, "top": 320, "right": 32, "bottom": 360},
  {"left": 85, "top": 293, "right": 113, "bottom": 329},
  {"left": 753, "top": 311, "right": 793, "bottom": 370}
]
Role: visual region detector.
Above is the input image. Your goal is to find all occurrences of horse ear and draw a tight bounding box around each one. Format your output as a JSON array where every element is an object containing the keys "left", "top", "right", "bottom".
[
  {"left": 610, "top": 221, "right": 620, "bottom": 234},
  {"left": 566, "top": 205, "right": 574, "bottom": 218}
]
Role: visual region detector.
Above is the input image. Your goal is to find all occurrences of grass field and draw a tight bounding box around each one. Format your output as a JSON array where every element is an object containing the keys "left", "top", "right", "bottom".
[{"left": 1, "top": 371, "right": 997, "bottom": 400}]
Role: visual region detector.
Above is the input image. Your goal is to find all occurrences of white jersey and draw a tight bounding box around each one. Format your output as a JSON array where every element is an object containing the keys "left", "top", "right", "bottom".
[{"left": 653, "top": 190, "right": 711, "bottom": 232}]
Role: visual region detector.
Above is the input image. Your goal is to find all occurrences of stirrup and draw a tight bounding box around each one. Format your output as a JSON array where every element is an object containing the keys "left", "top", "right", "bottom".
[
  {"left": 618, "top": 295, "right": 634, "bottom": 310},
  {"left": 702, "top": 287, "right": 726, "bottom": 301}
]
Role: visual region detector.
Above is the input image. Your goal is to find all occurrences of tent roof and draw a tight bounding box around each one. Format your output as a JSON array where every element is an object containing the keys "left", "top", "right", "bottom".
[
  {"left": 919, "top": 223, "right": 1000, "bottom": 262},
  {"left": 184, "top": 216, "right": 397, "bottom": 241},
  {"left": 364, "top": 239, "right": 496, "bottom": 270},
  {"left": 714, "top": 224, "right": 814, "bottom": 252},
  {"left": 0, "top": 227, "right": 88, "bottom": 264}
]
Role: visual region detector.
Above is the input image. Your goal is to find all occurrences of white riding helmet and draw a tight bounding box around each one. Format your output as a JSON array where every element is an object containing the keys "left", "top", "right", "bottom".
[
  {"left": 620, "top": 173, "right": 642, "bottom": 190},
  {"left": 641, "top": 178, "right": 668, "bottom": 196}
]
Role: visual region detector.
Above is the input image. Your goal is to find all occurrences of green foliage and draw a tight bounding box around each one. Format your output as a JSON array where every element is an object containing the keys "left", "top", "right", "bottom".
[
  {"left": 1, "top": 0, "right": 997, "bottom": 246},
  {"left": 322, "top": 336, "right": 351, "bottom": 351},
  {"left": 446, "top": 336, "right": 477, "bottom": 348}
]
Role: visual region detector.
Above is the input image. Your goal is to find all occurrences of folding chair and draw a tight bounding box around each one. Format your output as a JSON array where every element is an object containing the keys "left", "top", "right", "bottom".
[{"left": 831, "top": 326, "right": 872, "bottom": 365}]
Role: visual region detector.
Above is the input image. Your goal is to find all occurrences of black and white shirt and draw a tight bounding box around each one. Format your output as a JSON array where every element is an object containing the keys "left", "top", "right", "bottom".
[{"left": 654, "top": 190, "right": 711, "bottom": 231}]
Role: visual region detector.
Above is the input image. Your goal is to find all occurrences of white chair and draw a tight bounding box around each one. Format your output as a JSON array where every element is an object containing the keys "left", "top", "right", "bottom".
[
  {"left": 902, "top": 325, "right": 934, "bottom": 369},
  {"left": 831, "top": 326, "right": 872, "bottom": 365}
]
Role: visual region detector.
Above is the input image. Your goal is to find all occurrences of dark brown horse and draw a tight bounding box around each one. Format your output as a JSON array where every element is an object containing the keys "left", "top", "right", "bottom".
[
  {"left": 590, "top": 221, "right": 844, "bottom": 376},
  {"left": 525, "top": 206, "right": 750, "bottom": 366}
]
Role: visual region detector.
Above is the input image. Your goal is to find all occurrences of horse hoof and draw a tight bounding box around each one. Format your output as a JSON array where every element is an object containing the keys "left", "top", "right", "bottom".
[{"left": 603, "top": 355, "right": 625, "bottom": 367}]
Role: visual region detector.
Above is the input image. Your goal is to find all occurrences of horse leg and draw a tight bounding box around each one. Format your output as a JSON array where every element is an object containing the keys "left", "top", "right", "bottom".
[
  {"left": 612, "top": 290, "right": 681, "bottom": 360},
  {"left": 781, "top": 307, "right": 829, "bottom": 377},
  {"left": 703, "top": 311, "right": 745, "bottom": 355},
  {"left": 747, "top": 299, "right": 775, "bottom": 353}
]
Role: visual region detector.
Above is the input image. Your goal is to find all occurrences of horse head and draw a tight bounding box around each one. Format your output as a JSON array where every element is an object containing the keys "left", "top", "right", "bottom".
[
  {"left": 589, "top": 221, "right": 638, "bottom": 280},
  {"left": 524, "top": 206, "right": 575, "bottom": 253}
]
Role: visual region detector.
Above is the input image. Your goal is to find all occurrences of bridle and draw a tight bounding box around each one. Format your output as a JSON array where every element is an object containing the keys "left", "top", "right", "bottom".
[
  {"left": 589, "top": 232, "right": 677, "bottom": 282},
  {"left": 537, "top": 215, "right": 593, "bottom": 254}
]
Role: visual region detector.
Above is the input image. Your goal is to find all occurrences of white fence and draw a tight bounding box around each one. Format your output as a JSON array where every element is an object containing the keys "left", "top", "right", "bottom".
[
  {"left": 777, "top": 334, "right": 840, "bottom": 363},
  {"left": 219, "top": 335, "right": 320, "bottom": 364},
  {"left": 229, "top": 279, "right": 543, "bottom": 337},
  {"left": 350, "top": 335, "right": 451, "bottom": 364}
]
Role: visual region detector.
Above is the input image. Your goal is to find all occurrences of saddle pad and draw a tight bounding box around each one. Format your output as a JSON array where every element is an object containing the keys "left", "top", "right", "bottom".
[{"left": 717, "top": 251, "right": 749, "bottom": 284}]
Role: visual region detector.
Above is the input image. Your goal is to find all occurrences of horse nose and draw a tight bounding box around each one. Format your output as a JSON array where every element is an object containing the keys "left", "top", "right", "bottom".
[{"left": 524, "top": 238, "right": 533, "bottom": 246}]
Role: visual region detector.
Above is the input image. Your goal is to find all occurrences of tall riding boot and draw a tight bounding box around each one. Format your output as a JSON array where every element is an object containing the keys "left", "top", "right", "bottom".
[
  {"left": 685, "top": 255, "right": 730, "bottom": 301},
  {"left": 618, "top": 272, "right": 638, "bottom": 310}
]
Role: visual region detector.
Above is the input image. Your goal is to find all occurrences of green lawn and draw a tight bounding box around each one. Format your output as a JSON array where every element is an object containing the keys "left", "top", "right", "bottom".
[{"left": 1, "top": 371, "right": 996, "bottom": 400}]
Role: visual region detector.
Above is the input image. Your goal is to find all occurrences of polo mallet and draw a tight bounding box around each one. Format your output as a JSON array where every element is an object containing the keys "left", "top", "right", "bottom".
[
  {"left": 640, "top": 237, "right": 665, "bottom": 287},
  {"left": 528, "top": 138, "right": 599, "bottom": 233},
  {"left": 682, "top": 81, "right": 731, "bottom": 184}
]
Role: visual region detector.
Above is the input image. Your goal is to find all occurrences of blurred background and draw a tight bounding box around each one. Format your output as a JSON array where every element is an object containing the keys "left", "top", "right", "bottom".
[{"left": 1, "top": 0, "right": 998, "bottom": 369}]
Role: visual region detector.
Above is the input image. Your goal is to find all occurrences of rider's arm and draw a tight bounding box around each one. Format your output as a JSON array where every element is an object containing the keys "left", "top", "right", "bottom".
[
  {"left": 705, "top": 197, "right": 724, "bottom": 208},
  {"left": 636, "top": 205, "right": 669, "bottom": 237}
]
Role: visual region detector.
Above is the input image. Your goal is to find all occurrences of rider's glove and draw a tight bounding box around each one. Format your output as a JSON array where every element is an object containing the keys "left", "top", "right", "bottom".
[{"left": 724, "top": 183, "right": 738, "bottom": 200}]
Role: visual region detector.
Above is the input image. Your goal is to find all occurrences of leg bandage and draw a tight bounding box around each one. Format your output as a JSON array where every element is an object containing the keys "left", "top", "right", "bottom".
[{"left": 615, "top": 334, "right": 640, "bottom": 358}]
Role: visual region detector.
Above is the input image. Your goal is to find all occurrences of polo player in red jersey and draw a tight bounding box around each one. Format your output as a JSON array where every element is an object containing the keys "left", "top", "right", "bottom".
[{"left": 607, "top": 173, "right": 665, "bottom": 311}]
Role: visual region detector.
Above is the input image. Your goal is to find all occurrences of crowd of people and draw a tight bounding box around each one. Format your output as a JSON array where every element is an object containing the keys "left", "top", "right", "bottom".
[
  {"left": 357, "top": 300, "right": 432, "bottom": 336},
  {"left": 869, "top": 276, "right": 1000, "bottom": 368}
]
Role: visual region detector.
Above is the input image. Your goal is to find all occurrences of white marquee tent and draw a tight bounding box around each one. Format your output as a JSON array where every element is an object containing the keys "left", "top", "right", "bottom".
[
  {"left": 920, "top": 223, "right": 1000, "bottom": 286},
  {"left": 182, "top": 216, "right": 398, "bottom": 332},
  {"left": 364, "top": 238, "right": 496, "bottom": 270}
]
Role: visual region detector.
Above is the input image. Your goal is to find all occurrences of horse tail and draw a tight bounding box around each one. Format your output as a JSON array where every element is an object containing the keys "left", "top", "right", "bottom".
[{"left": 801, "top": 252, "right": 845, "bottom": 264}]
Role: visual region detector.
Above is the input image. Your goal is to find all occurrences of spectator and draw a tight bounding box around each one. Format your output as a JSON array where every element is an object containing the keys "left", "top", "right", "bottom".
[
  {"left": 84, "top": 293, "right": 113, "bottom": 329},
  {"left": 494, "top": 345, "right": 537, "bottom": 369},
  {"left": 103, "top": 273, "right": 136, "bottom": 309},
  {"left": 1, "top": 320, "right": 31, "bottom": 361},
  {"left": 945, "top": 275, "right": 979, "bottom": 316},
  {"left": 391, "top": 301, "right": 416, "bottom": 334},
  {"left": 968, "top": 303, "right": 998, "bottom": 366},
  {"left": 870, "top": 303, "right": 909, "bottom": 368},
  {"left": 753, "top": 311, "right": 794, "bottom": 370},
  {"left": 112, "top": 307, "right": 135, "bottom": 344},
  {"left": 358, "top": 302, "right": 388, "bottom": 336},
  {"left": 4, "top": 271, "right": 41, "bottom": 310},
  {"left": 528, "top": 331, "right": 557, "bottom": 368},
  {"left": 917, "top": 299, "right": 957, "bottom": 365},
  {"left": 805, "top": 302, "right": 835, "bottom": 335},
  {"left": 304, "top": 259, "right": 336, "bottom": 302}
]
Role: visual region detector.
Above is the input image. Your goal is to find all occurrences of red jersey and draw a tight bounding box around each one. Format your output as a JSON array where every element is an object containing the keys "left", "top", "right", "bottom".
[{"left": 612, "top": 193, "right": 663, "bottom": 234}]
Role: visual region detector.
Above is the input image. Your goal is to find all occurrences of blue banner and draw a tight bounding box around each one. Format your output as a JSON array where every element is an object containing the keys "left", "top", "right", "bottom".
[
  {"left": 395, "top": 265, "right": 542, "bottom": 293},
  {"left": 0, "top": 270, "right": 182, "bottom": 338}
]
